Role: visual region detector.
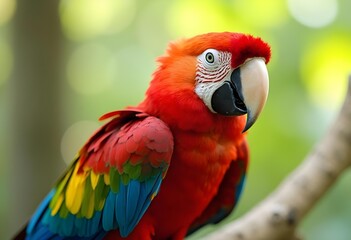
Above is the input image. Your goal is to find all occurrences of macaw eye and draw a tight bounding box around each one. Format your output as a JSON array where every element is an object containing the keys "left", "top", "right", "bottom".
[
  {"left": 205, "top": 52, "right": 214, "bottom": 63},
  {"left": 201, "top": 49, "right": 220, "bottom": 67}
]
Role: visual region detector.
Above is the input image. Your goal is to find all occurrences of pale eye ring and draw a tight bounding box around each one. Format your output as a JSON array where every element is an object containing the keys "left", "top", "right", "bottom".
[
  {"left": 201, "top": 49, "right": 220, "bottom": 66},
  {"left": 205, "top": 52, "right": 215, "bottom": 63}
]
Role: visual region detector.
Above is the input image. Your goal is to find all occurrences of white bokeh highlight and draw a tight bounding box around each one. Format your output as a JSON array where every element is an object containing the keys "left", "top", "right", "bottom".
[
  {"left": 287, "top": 0, "right": 338, "bottom": 28},
  {"left": 61, "top": 120, "right": 100, "bottom": 165}
]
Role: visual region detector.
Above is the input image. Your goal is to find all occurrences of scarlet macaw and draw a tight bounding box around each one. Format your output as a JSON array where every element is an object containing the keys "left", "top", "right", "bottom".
[{"left": 15, "top": 32, "right": 271, "bottom": 240}]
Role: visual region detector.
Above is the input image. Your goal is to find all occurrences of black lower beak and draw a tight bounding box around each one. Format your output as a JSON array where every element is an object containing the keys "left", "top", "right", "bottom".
[{"left": 211, "top": 68, "right": 247, "bottom": 116}]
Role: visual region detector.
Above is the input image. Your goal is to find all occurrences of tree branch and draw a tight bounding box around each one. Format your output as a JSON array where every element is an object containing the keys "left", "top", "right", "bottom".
[{"left": 204, "top": 75, "right": 351, "bottom": 240}]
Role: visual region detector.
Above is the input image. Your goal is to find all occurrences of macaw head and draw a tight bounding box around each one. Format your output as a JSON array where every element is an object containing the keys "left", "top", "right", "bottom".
[{"left": 144, "top": 32, "right": 271, "bottom": 132}]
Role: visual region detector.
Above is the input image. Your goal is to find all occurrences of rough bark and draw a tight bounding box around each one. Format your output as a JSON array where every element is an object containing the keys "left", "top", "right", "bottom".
[{"left": 204, "top": 76, "right": 351, "bottom": 240}]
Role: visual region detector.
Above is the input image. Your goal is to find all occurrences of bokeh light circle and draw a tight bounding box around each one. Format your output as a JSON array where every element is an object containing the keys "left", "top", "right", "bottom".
[
  {"left": 287, "top": 0, "right": 338, "bottom": 28},
  {"left": 167, "top": 0, "right": 249, "bottom": 37},
  {"left": 67, "top": 43, "right": 116, "bottom": 95},
  {"left": 0, "top": 0, "right": 16, "bottom": 26},
  {"left": 301, "top": 35, "right": 351, "bottom": 109},
  {"left": 60, "top": 120, "right": 100, "bottom": 165},
  {"left": 59, "top": 0, "right": 136, "bottom": 41},
  {"left": 232, "top": 0, "right": 288, "bottom": 28}
]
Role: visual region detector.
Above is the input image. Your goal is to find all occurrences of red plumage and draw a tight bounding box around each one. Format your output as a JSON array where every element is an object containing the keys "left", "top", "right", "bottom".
[{"left": 15, "top": 32, "right": 271, "bottom": 240}]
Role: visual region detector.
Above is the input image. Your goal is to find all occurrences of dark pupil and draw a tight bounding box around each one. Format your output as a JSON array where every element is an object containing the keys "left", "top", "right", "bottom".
[{"left": 206, "top": 53, "right": 214, "bottom": 63}]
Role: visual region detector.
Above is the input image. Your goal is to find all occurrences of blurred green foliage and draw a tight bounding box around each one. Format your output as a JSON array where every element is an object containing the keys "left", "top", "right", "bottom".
[{"left": 1, "top": 0, "right": 351, "bottom": 239}]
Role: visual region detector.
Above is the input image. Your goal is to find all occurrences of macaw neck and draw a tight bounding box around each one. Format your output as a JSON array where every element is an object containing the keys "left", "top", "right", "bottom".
[{"left": 138, "top": 90, "right": 246, "bottom": 138}]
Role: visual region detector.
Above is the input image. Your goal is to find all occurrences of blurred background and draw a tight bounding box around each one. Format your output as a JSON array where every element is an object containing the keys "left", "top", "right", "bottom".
[{"left": 1, "top": 0, "right": 351, "bottom": 239}]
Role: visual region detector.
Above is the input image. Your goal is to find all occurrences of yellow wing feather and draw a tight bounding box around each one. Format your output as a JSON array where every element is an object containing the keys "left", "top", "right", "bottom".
[
  {"left": 65, "top": 163, "right": 89, "bottom": 214},
  {"left": 90, "top": 171, "right": 99, "bottom": 190}
]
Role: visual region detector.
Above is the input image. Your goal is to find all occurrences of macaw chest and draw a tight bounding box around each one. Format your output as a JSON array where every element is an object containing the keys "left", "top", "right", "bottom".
[{"left": 149, "top": 135, "right": 238, "bottom": 222}]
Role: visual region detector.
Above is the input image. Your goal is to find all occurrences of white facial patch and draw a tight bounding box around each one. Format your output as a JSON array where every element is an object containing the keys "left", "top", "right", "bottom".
[
  {"left": 194, "top": 49, "right": 232, "bottom": 112},
  {"left": 195, "top": 81, "right": 226, "bottom": 112}
]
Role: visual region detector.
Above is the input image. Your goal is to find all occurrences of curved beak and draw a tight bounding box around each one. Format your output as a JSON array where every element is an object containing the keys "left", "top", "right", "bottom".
[
  {"left": 238, "top": 58, "right": 269, "bottom": 132},
  {"left": 211, "top": 58, "right": 269, "bottom": 132}
]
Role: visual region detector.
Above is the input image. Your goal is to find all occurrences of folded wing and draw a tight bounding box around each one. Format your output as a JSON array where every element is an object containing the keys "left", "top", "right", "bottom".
[{"left": 26, "top": 110, "right": 174, "bottom": 239}]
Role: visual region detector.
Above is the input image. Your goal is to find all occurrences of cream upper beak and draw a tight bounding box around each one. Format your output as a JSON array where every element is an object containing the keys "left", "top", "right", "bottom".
[{"left": 239, "top": 58, "right": 269, "bottom": 132}]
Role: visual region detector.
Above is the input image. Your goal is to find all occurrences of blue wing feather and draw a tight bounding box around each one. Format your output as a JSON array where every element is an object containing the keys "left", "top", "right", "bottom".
[
  {"left": 117, "top": 173, "right": 163, "bottom": 237},
  {"left": 26, "top": 173, "right": 164, "bottom": 239},
  {"left": 102, "top": 191, "right": 117, "bottom": 231},
  {"left": 26, "top": 189, "right": 55, "bottom": 235},
  {"left": 25, "top": 191, "right": 108, "bottom": 240},
  {"left": 235, "top": 174, "right": 246, "bottom": 201},
  {"left": 126, "top": 180, "right": 140, "bottom": 222}
]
